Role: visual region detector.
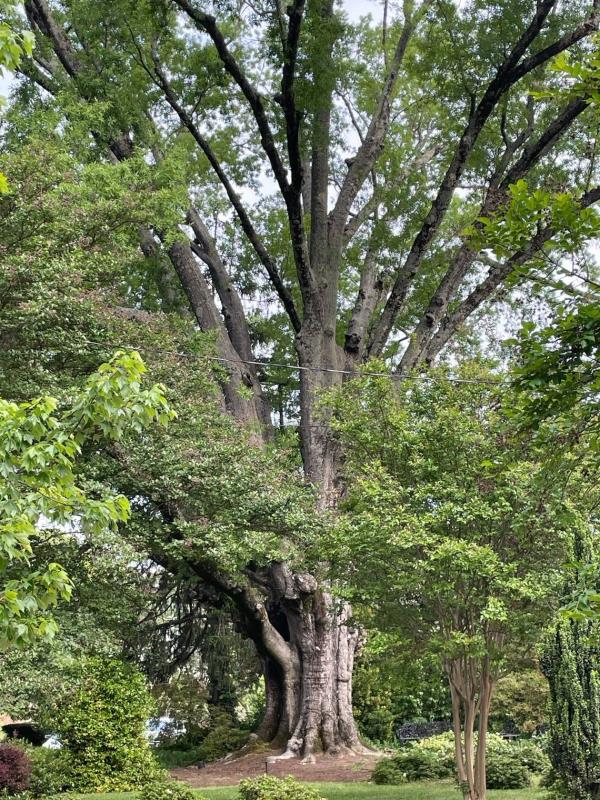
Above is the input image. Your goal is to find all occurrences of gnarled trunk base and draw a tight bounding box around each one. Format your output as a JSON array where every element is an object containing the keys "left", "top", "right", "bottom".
[{"left": 253, "top": 565, "right": 363, "bottom": 761}]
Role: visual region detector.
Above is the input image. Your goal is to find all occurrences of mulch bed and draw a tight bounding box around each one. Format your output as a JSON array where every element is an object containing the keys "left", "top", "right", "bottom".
[{"left": 172, "top": 748, "right": 381, "bottom": 787}]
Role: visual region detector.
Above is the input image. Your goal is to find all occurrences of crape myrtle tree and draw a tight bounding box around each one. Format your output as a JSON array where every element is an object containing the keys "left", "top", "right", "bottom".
[
  {"left": 3, "top": 0, "right": 600, "bottom": 758},
  {"left": 324, "top": 365, "right": 588, "bottom": 799}
]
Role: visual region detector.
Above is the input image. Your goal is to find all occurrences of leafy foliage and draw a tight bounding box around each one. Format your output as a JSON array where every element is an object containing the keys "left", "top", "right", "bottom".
[
  {"left": 238, "top": 776, "right": 325, "bottom": 800},
  {"left": 541, "top": 526, "right": 600, "bottom": 800},
  {"left": 492, "top": 669, "right": 549, "bottom": 734},
  {"left": 513, "top": 304, "right": 600, "bottom": 450},
  {"left": 485, "top": 752, "right": 531, "bottom": 790},
  {"left": 0, "top": 350, "right": 172, "bottom": 649},
  {"left": 327, "top": 364, "right": 578, "bottom": 676},
  {"left": 23, "top": 747, "right": 72, "bottom": 798},
  {"left": 371, "top": 732, "right": 548, "bottom": 788},
  {"left": 0, "top": 744, "right": 31, "bottom": 795},
  {"left": 326, "top": 363, "right": 584, "bottom": 790},
  {"left": 195, "top": 710, "right": 250, "bottom": 763},
  {"left": 140, "top": 777, "right": 202, "bottom": 800},
  {"left": 0, "top": 3, "right": 34, "bottom": 194},
  {"left": 44, "top": 658, "right": 161, "bottom": 792},
  {"left": 353, "top": 631, "right": 449, "bottom": 743}
]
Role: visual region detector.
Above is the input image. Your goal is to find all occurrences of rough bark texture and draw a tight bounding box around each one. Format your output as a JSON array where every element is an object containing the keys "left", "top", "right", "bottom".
[{"left": 252, "top": 565, "right": 362, "bottom": 760}]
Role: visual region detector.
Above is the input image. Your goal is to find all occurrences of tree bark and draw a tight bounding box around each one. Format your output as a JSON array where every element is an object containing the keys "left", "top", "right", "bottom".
[
  {"left": 246, "top": 564, "right": 363, "bottom": 759},
  {"left": 446, "top": 657, "right": 495, "bottom": 800}
]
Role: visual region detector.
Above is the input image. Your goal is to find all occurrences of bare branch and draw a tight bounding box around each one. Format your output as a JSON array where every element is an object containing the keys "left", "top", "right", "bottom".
[{"left": 328, "top": 4, "right": 419, "bottom": 246}]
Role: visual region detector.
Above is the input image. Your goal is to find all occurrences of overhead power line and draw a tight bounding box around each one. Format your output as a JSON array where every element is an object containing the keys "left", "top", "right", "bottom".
[{"left": 68, "top": 337, "right": 504, "bottom": 387}]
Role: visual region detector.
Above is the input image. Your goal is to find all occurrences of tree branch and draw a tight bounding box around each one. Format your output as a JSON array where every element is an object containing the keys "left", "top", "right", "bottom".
[
  {"left": 421, "top": 184, "right": 600, "bottom": 364},
  {"left": 328, "top": 3, "right": 419, "bottom": 247},
  {"left": 171, "top": 0, "right": 290, "bottom": 196},
  {"left": 367, "top": 0, "right": 599, "bottom": 356},
  {"left": 24, "top": 0, "right": 80, "bottom": 77},
  {"left": 172, "top": 0, "right": 314, "bottom": 309},
  {"left": 399, "top": 95, "right": 591, "bottom": 371},
  {"left": 147, "top": 51, "right": 302, "bottom": 332}
]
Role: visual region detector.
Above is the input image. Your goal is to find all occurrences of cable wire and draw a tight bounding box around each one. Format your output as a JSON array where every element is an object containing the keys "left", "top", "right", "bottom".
[{"left": 61, "top": 338, "right": 505, "bottom": 387}]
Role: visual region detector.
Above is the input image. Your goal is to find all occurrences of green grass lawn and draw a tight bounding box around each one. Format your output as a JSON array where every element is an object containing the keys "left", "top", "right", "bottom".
[{"left": 70, "top": 782, "right": 546, "bottom": 800}]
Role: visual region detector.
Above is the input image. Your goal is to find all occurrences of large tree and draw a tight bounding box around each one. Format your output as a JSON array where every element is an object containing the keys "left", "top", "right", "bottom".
[{"left": 3, "top": 0, "right": 600, "bottom": 758}]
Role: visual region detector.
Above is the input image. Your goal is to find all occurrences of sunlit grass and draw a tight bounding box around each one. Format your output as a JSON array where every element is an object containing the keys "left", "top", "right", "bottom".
[{"left": 69, "top": 780, "right": 546, "bottom": 800}]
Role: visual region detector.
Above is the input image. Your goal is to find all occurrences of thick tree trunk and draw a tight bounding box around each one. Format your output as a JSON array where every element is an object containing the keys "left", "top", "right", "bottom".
[
  {"left": 296, "top": 318, "right": 345, "bottom": 505},
  {"left": 250, "top": 564, "right": 363, "bottom": 760}
]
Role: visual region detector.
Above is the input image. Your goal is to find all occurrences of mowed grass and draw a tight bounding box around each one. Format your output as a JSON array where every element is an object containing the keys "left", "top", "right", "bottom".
[{"left": 69, "top": 782, "right": 546, "bottom": 800}]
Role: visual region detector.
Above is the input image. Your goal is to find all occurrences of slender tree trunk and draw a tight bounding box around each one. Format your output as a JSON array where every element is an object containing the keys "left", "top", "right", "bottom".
[
  {"left": 450, "top": 685, "right": 468, "bottom": 787},
  {"left": 446, "top": 658, "right": 494, "bottom": 800}
]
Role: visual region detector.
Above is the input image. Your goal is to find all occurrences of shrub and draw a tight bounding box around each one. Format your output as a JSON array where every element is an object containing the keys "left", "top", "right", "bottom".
[
  {"left": 27, "top": 748, "right": 75, "bottom": 796},
  {"left": 369, "top": 731, "right": 548, "bottom": 786},
  {"left": 371, "top": 759, "right": 407, "bottom": 785},
  {"left": 511, "top": 738, "right": 551, "bottom": 775},
  {"left": 140, "top": 777, "right": 204, "bottom": 800},
  {"left": 389, "top": 746, "right": 451, "bottom": 781},
  {"left": 154, "top": 746, "right": 201, "bottom": 769},
  {"left": 46, "top": 657, "right": 162, "bottom": 791},
  {"left": 238, "top": 775, "right": 325, "bottom": 800},
  {"left": 194, "top": 710, "right": 249, "bottom": 763},
  {"left": 0, "top": 745, "right": 31, "bottom": 794},
  {"left": 486, "top": 752, "right": 530, "bottom": 789}
]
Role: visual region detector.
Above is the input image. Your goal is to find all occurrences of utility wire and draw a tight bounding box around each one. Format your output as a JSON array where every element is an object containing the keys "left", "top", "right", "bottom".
[{"left": 26, "top": 337, "right": 505, "bottom": 387}]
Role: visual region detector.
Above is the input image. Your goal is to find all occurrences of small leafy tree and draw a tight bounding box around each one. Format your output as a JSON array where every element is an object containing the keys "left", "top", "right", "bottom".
[
  {"left": 327, "top": 364, "right": 581, "bottom": 800},
  {"left": 541, "top": 526, "right": 600, "bottom": 800},
  {"left": 47, "top": 658, "right": 161, "bottom": 792},
  {"left": 0, "top": 350, "right": 172, "bottom": 648}
]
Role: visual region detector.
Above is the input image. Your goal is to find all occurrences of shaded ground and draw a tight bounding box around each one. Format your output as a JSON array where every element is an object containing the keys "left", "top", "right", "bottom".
[{"left": 171, "top": 748, "right": 381, "bottom": 787}]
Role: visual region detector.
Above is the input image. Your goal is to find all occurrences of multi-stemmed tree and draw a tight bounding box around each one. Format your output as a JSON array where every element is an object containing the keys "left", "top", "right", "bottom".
[{"left": 3, "top": 0, "right": 600, "bottom": 758}]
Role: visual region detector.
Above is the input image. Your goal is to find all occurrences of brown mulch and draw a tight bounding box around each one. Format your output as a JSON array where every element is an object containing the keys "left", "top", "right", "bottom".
[{"left": 171, "top": 748, "right": 381, "bottom": 787}]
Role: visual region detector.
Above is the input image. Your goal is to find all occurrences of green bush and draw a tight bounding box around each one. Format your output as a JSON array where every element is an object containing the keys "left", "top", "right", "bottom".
[
  {"left": 390, "top": 746, "right": 451, "bottom": 781},
  {"left": 140, "top": 777, "right": 204, "bottom": 800},
  {"left": 370, "top": 731, "right": 548, "bottom": 786},
  {"left": 510, "top": 738, "right": 551, "bottom": 775},
  {"left": 238, "top": 775, "right": 325, "bottom": 800},
  {"left": 371, "top": 759, "right": 407, "bottom": 785},
  {"left": 486, "top": 752, "right": 531, "bottom": 789},
  {"left": 154, "top": 746, "right": 201, "bottom": 769},
  {"left": 26, "top": 748, "right": 75, "bottom": 796},
  {"left": 194, "top": 710, "right": 249, "bottom": 763},
  {"left": 45, "top": 658, "right": 162, "bottom": 792}
]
